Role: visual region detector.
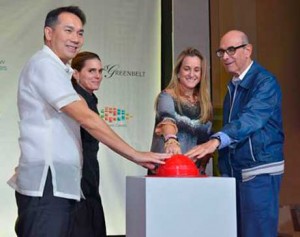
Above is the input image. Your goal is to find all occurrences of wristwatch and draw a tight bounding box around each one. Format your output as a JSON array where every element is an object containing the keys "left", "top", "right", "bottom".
[{"left": 210, "top": 136, "right": 221, "bottom": 149}]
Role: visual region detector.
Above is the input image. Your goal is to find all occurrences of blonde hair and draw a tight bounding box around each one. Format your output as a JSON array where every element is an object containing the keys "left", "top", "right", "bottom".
[{"left": 158, "top": 47, "right": 212, "bottom": 123}]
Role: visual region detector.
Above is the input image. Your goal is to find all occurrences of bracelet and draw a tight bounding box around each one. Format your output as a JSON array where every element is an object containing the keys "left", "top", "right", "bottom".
[
  {"left": 164, "top": 138, "right": 180, "bottom": 148},
  {"left": 164, "top": 134, "right": 178, "bottom": 142}
]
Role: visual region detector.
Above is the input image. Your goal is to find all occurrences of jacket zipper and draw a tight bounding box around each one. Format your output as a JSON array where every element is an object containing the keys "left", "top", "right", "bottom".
[
  {"left": 227, "top": 84, "right": 238, "bottom": 176},
  {"left": 248, "top": 137, "right": 256, "bottom": 161},
  {"left": 228, "top": 84, "right": 238, "bottom": 123}
]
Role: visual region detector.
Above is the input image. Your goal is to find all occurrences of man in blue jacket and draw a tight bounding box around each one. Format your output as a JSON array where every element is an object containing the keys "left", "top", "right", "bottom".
[{"left": 186, "top": 30, "right": 284, "bottom": 237}]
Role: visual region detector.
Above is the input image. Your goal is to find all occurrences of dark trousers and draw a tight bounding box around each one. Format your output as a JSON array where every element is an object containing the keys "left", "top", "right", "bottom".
[
  {"left": 69, "top": 196, "right": 107, "bottom": 237},
  {"left": 15, "top": 171, "right": 76, "bottom": 237}
]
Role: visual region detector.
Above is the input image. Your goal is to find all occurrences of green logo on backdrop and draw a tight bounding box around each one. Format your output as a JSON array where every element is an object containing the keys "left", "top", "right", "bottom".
[{"left": 0, "top": 59, "right": 7, "bottom": 71}]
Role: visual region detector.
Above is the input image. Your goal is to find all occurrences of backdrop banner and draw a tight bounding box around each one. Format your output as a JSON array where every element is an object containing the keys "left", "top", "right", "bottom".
[{"left": 0, "top": 0, "right": 161, "bottom": 236}]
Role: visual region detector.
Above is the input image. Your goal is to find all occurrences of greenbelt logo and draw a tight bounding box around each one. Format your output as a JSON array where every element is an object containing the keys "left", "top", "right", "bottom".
[
  {"left": 103, "top": 64, "right": 145, "bottom": 79},
  {"left": 0, "top": 59, "right": 7, "bottom": 71}
]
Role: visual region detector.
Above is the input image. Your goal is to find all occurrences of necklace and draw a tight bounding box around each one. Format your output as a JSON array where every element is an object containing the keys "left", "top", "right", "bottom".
[
  {"left": 177, "top": 86, "right": 198, "bottom": 105},
  {"left": 181, "top": 93, "right": 198, "bottom": 105}
]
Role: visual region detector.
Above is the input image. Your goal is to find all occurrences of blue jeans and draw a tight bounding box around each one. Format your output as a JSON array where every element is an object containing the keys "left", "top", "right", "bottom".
[{"left": 236, "top": 174, "right": 282, "bottom": 237}]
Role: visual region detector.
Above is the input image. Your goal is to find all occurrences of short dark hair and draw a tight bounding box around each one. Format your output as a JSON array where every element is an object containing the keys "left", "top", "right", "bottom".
[
  {"left": 44, "top": 6, "right": 86, "bottom": 28},
  {"left": 71, "top": 51, "right": 101, "bottom": 72}
]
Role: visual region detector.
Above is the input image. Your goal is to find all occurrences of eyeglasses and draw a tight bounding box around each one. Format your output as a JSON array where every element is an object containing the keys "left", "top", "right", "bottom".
[{"left": 216, "top": 44, "right": 247, "bottom": 58}]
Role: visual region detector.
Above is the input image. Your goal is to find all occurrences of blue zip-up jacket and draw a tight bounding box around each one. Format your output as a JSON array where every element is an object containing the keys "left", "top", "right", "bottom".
[{"left": 218, "top": 61, "right": 284, "bottom": 181}]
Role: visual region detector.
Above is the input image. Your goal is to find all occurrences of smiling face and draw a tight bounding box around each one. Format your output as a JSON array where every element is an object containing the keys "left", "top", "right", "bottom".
[
  {"left": 219, "top": 31, "right": 252, "bottom": 76},
  {"left": 73, "top": 58, "right": 103, "bottom": 94},
  {"left": 44, "top": 12, "right": 84, "bottom": 64},
  {"left": 178, "top": 56, "right": 201, "bottom": 90}
]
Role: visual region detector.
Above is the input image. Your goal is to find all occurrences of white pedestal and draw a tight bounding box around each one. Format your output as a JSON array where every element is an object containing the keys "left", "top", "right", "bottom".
[{"left": 126, "top": 176, "right": 237, "bottom": 237}]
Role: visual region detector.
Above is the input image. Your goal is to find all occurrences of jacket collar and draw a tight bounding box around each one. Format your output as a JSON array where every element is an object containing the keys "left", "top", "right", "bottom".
[{"left": 237, "top": 61, "right": 258, "bottom": 89}]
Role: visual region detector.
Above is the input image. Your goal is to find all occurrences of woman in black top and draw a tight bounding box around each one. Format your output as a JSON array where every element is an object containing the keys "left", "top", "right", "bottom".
[{"left": 70, "top": 51, "right": 106, "bottom": 237}]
